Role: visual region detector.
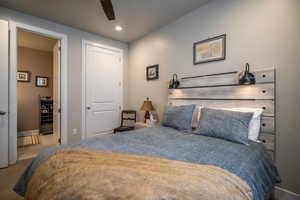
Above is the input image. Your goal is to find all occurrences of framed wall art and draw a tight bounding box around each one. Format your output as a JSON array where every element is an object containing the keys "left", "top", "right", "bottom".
[
  {"left": 146, "top": 65, "right": 159, "bottom": 80},
  {"left": 17, "top": 71, "right": 31, "bottom": 82},
  {"left": 193, "top": 34, "right": 226, "bottom": 65},
  {"left": 36, "top": 76, "right": 49, "bottom": 87}
]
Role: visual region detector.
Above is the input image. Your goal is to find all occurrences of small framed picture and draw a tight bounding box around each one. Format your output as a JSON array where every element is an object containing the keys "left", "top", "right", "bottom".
[
  {"left": 17, "top": 71, "right": 30, "bottom": 82},
  {"left": 146, "top": 65, "right": 159, "bottom": 81},
  {"left": 36, "top": 76, "right": 48, "bottom": 87},
  {"left": 193, "top": 34, "right": 226, "bottom": 65}
]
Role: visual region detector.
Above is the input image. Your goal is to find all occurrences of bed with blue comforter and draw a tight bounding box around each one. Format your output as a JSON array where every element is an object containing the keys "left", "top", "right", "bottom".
[{"left": 14, "top": 126, "right": 280, "bottom": 200}]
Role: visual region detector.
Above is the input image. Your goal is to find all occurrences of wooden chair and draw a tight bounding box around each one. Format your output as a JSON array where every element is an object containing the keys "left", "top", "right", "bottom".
[{"left": 113, "top": 110, "right": 136, "bottom": 133}]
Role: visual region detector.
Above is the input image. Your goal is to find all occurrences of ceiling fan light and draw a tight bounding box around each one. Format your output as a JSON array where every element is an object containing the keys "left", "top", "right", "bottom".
[{"left": 115, "top": 26, "right": 123, "bottom": 31}]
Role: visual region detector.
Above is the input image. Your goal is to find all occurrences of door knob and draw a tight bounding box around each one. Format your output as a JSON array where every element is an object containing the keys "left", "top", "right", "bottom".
[
  {"left": 0, "top": 111, "right": 6, "bottom": 115},
  {"left": 86, "top": 106, "right": 91, "bottom": 110}
]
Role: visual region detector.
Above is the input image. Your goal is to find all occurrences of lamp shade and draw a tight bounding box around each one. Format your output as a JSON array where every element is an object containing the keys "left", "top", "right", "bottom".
[{"left": 140, "top": 98, "right": 154, "bottom": 111}]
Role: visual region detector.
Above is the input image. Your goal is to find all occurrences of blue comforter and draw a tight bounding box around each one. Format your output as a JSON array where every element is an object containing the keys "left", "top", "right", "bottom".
[{"left": 14, "top": 126, "right": 280, "bottom": 200}]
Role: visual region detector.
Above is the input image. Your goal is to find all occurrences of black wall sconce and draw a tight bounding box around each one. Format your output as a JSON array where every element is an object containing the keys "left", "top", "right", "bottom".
[
  {"left": 169, "top": 74, "right": 180, "bottom": 89},
  {"left": 239, "top": 63, "right": 256, "bottom": 85}
]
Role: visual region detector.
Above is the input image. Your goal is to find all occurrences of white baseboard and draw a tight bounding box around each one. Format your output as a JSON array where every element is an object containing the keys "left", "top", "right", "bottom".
[
  {"left": 18, "top": 129, "right": 39, "bottom": 137},
  {"left": 275, "top": 186, "right": 300, "bottom": 200}
]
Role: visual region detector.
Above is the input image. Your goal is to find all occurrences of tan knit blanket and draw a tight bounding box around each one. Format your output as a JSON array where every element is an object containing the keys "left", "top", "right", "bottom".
[{"left": 26, "top": 149, "right": 253, "bottom": 200}]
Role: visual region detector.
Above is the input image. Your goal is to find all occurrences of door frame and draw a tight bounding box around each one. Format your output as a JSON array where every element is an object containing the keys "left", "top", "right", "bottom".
[
  {"left": 9, "top": 21, "right": 68, "bottom": 164},
  {"left": 81, "top": 40, "right": 123, "bottom": 140}
]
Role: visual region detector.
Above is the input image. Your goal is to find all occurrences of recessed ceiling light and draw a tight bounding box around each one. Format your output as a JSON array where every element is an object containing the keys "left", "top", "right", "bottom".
[{"left": 115, "top": 26, "right": 123, "bottom": 31}]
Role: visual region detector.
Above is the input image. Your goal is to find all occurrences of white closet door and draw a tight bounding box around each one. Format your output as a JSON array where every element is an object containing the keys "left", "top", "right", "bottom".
[
  {"left": 85, "top": 44, "right": 122, "bottom": 138},
  {"left": 0, "top": 20, "right": 9, "bottom": 168}
]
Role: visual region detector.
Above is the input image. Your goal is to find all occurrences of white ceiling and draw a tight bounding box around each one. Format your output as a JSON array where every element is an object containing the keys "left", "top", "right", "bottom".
[
  {"left": 0, "top": 0, "right": 209, "bottom": 42},
  {"left": 18, "top": 30, "right": 58, "bottom": 52}
]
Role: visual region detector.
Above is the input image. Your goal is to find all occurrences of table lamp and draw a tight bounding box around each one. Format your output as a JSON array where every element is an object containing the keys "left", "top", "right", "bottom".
[{"left": 140, "top": 97, "right": 155, "bottom": 123}]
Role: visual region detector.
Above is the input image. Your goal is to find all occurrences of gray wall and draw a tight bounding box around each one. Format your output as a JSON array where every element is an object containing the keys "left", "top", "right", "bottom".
[
  {"left": 128, "top": 0, "right": 300, "bottom": 194},
  {"left": 0, "top": 7, "right": 129, "bottom": 142}
]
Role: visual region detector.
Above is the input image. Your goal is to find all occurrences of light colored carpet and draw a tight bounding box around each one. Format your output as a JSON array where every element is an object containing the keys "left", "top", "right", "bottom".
[{"left": 0, "top": 159, "right": 32, "bottom": 200}]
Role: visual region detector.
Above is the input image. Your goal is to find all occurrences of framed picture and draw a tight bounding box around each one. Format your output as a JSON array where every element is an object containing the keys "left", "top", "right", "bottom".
[
  {"left": 146, "top": 65, "right": 159, "bottom": 80},
  {"left": 36, "top": 76, "right": 48, "bottom": 87},
  {"left": 17, "top": 71, "right": 30, "bottom": 82},
  {"left": 193, "top": 34, "right": 226, "bottom": 65}
]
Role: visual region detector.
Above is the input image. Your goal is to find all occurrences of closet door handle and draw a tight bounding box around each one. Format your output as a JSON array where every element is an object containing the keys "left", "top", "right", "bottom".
[{"left": 0, "top": 111, "right": 6, "bottom": 115}]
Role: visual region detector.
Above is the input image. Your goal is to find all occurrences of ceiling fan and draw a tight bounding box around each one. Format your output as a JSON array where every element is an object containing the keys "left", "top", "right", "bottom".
[{"left": 99, "top": 0, "right": 116, "bottom": 21}]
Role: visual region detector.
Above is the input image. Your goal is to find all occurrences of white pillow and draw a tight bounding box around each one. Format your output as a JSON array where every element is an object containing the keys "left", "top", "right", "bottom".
[{"left": 223, "top": 108, "right": 263, "bottom": 142}]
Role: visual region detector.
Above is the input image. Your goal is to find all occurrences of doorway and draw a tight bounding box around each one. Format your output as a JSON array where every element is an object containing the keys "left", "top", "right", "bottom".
[
  {"left": 16, "top": 30, "right": 61, "bottom": 160},
  {"left": 82, "top": 41, "right": 123, "bottom": 139},
  {"left": 4, "top": 22, "right": 69, "bottom": 166},
  {"left": 0, "top": 21, "right": 68, "bottom": 167}
]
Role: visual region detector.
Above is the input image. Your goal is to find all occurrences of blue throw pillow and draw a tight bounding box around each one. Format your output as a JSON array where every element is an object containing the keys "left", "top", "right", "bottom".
[
  {"left": 194, "top": 108, "right": 253, "bottom": 145},
  {"left": 162, "top": 104, "right": 196, "bottom": 131}
]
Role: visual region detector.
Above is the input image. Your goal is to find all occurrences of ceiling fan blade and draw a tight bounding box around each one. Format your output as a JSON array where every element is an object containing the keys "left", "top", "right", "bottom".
[{"left": 99, "top": 0, "right": 115, "bottom": 21}]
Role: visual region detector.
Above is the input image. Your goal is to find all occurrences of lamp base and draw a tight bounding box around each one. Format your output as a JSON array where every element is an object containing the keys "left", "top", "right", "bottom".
[{"left": 144, "top": 111, "right": 150, "bottom": 123}]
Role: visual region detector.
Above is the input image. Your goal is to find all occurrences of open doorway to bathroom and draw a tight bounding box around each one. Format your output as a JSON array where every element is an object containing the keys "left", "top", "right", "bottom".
[{"left": 16, "top": 30, "right": 61, "bottom": 160}]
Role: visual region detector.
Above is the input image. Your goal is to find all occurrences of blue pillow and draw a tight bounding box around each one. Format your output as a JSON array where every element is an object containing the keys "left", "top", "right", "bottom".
[
  {"left": 162, "top": 104, "right": 196, "bottom": 131},
  {"left": 193, "top": 108, "right": 253, "bottom": 145}
]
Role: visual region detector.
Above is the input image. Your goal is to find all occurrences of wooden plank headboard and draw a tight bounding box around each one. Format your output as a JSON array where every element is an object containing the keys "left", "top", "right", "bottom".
[{"left": 168, "top": 68, "right": 276, "bottom": 160}]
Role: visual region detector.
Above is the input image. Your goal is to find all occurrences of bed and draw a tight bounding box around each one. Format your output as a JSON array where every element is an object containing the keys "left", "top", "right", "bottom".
[
  {"left": 14, "top": 126, "right": 280, "bottom": 200},
  {"left": 14, "top": 68, "right": 280, "bottom": 200}
]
